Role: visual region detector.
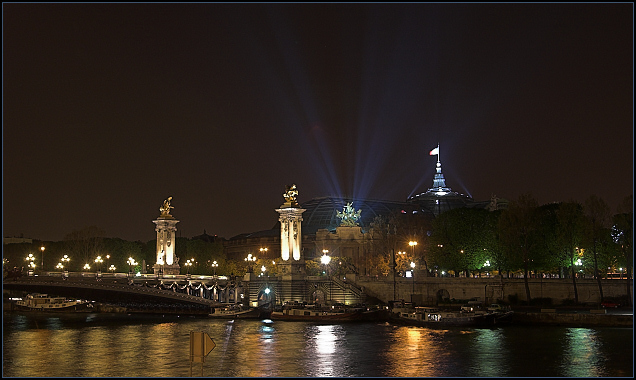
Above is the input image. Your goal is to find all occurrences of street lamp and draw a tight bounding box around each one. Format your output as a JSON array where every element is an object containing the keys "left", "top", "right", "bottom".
[
  {"left": 260, "top": 247, "right": 268, "bottom": 256},
  {"left": 56, "top": 262, "right": 64, "bottom": 270},
  {"left": 261, "top": 265, "right": 266, "bottom": 277},
  {"left": 185, "top": 259, "right": 193, "bottom": 275},
  {"left": 410, "top": 261, "right": 416, "bottom": 302},
  {"left": 94, "top": 256, "right": 103, "bottom": 272},
  {"left": 409, "top": 241, "right": 417, "bottom": 263},
  {"left": 321, "top": 253, "right": 331, "bottom": 302},
  {"left": 83, "top": 263, "right": 91, "bottom": 272},
  {"left": 127, "top": 257, "right": 138, "bottom": 275},
  {"left": 40, "top": 246, "right": 45, "bottom": 268},
  {"left": 211, "top": 260, "right": 218, "bottom": 276},
  {"left": 245, "top": 253, "right": 256, "bottom": 273},
  {"left": 321, "top": 253, "right": 331, "bottom": 276},
  {"left": 109, "top": 265, "right": 116, "bottom": 273}
]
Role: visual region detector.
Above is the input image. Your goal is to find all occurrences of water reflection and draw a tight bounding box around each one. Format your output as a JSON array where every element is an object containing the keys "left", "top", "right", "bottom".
[
  {"left": 2, "top": 314, "right": 632, "bottom": 377},
  {"left": 383, "top": 326, "right": 448, "bottom": 377},
  {"left": 469, "top": 328, "right": 508, "bottom": 377},
  {"left": 305, "top": 324, "right": 352, "bottom": 377},
  {"left": 561, "top": 328, "right": 603, "bottom": 377}
]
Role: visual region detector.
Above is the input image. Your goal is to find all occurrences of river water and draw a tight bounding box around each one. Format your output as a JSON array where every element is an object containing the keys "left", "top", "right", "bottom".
[{"left": 2, "top": 312, "right": 633, "bottom": 377}]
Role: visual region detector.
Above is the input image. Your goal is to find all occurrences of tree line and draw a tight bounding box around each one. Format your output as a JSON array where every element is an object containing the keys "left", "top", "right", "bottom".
[{"left": 364, "top": 193, "right": 632, "bottom": 305}]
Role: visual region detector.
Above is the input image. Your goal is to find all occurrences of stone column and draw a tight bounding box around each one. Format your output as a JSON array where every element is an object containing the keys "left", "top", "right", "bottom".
[{"left": 152, "top": 212, "right": 180, "bottom": 275}]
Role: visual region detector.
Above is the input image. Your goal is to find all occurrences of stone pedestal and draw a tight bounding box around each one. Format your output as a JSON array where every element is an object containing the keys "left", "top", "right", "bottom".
[
  {"left": 153, "top": 263, "right": 181, "bottom": 276},
  {"left": 277, "top": 258, "right": 307, "bottom": 276}
]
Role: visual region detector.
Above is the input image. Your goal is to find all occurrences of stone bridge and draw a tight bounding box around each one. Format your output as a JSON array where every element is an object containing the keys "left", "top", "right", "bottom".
[{"left": 3, "top": 274, "right": 246, "bottom": 313}]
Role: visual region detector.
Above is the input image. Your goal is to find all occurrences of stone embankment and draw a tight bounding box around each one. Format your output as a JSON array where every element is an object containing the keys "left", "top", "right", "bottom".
[{"left": 510, "top": 308, "right": 633, "bottom": 327}]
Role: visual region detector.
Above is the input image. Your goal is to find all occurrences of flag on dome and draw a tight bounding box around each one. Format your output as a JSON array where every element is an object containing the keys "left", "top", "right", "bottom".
[{"left": 429, "top": 146, "right": 439, "bottom": 156}]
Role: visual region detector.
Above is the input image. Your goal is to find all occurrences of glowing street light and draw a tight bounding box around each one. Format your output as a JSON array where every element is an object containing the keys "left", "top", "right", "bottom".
[
  {"left": 83, "top": 263, "right": 91, "bottom": 271},
  {"left": 127, "top": 257, "right": 138, "bottom": 275},
  {"left": 211, "top": 260, "right": 218, "bottom": 276},
  {"left": 109, "top": 265, "right": 116, "bottom": 273},
  {"left": 185, "top": 259, "right": 193, "bottom": 275},
  {"left": 245, "top": 253, "right": 257, "bottom": 273},
  {"left": 321, "top": 253, "right": 332, "bottom": 302},
  {"left": 321, "top": 253, "right": 331, "bottom": 275},
  {"left": 261, "top": 265, "right": 267, "bottom": 277},
  {"left": 56, "top": 262, "right": 64, "bottom": 270},
  {"left": 409, "top": 241, "right": 417, "bottom": 257},
  {"left": 410, "top": 261, "right": 416, "bottom": 302},
  {"left": 40, "top": 246, "right": 45, "bottom": 268},
  {"left": 260, "top": 247, "right": 268, "bottom": 256},
  {"left": 94, "top": 256, "right": 104, "bottom": 272}
]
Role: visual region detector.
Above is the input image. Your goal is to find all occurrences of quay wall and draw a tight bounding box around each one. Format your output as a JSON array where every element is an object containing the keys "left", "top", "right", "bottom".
[
  {"left": 354, "top": 276, "right": 633, "bottom": 305},
  {"left": 512, "top": 312, "right": 633, "bottom": 327}
]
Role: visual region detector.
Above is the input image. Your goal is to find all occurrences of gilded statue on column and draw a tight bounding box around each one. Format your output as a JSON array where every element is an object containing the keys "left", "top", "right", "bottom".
[
  {"left": 283, "top": 184, "right": 299, "bottom": 207},
  {"left": 159, "top": 196, "right": 174, "bottom": 217}
]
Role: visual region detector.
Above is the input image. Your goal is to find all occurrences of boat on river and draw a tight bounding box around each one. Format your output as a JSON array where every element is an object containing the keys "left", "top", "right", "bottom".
[
  {"left": 391, "top": 306, "right": 514, "bottom": 327},
  {"left": 270, "top": 304, "right": 381, "bottom": 323},
  {"left": 13, "top": 293, "right": 89, "bottom": 312},
  {"left": 208, "top": 303, "right": 271, "bottom": 319}
]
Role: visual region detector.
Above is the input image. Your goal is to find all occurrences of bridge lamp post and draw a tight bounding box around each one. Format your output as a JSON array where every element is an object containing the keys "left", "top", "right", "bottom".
[
  {"left": 260, "top": 247, "right": 268, "bottom": 257},
  {"left": 40, "top": 246, "right": 45, "bottom": 269},
  {"left": 127, "top": 257, "right": 137, "bottom": 277},
  {"left": 25, "top": 254, "right": 35, "bottom": 275},
  {"left": 94, "top": 256, "right": 103, "bottom": 273},
  {"left": 211, "top": 261, "right": 218, "bottom": 277},
  {"left": 109, "top": 265, "right": 116, "bottom": 274},
  {"left": 83, "top": 263, "right": 91, "bottom": 272},
  {"left": 56, "top": 262, "right": 64, "bottom": 270},
  {"left": 60, "top": 255, "right": 70, "bottom": 278},
  {"left": 185, "top": 260, "right": 193, "bottom": 275}
]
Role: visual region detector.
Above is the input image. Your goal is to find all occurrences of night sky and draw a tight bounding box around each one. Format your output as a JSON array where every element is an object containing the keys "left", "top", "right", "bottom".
[{"left": 3, "top": 3, "right": 633, "bottom": 243}]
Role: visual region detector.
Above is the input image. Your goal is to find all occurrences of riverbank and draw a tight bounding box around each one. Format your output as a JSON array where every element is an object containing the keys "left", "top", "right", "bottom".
[{"left": 510, "top": 307, "right": 633, "bottom": 327}]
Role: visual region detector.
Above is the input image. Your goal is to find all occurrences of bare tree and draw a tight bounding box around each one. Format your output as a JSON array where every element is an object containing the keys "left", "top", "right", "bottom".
[
  {"left": 63, "top": 226, "right": 106, "bottom": 270},
  {"left": 612, "top": 195, "right": 633, "bottom": 305},
  {"left": 556, "top": 201, "right": 586, "bottom": 303},
  {"left": 583, "top": 195, "right": 611, "bottom": 301},
  {"left": 498, "top": 194, "right": 540, "bottom": 303}
]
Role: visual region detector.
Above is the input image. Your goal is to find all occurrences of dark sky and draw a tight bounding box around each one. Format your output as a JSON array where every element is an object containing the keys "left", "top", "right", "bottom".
[{"left": 3, "top": 3, "right": 633, "bottom": 243}]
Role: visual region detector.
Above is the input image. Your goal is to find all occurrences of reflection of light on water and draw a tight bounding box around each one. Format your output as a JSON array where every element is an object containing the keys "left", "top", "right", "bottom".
[
  {"left": 305, "top": 324, "right": 351, "bottom": 377},
  {"left": 259, "top": 324, "right": 275, "bottom": 341},
  {"left": 384, "top": 327, "right": 444, "bottom": 377},
  {"left": 562, "top": 328, "right": 603, "bottom": 377},
  {"left": 468, "top": 328, "right": 508, "bottom": 377},
  {"left": 316, "top": 325, "right": 337, "bottom": 354}
]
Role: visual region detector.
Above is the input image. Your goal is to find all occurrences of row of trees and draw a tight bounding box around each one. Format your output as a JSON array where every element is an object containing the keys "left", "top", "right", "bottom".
[{"left": 364, "top": 194, "right": 632, "bottom": 305}]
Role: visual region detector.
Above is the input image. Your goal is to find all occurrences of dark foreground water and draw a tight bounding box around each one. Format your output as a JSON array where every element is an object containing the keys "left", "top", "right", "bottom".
[{"left": 2, "top": 312, "right": 633, "bottom": 377}]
